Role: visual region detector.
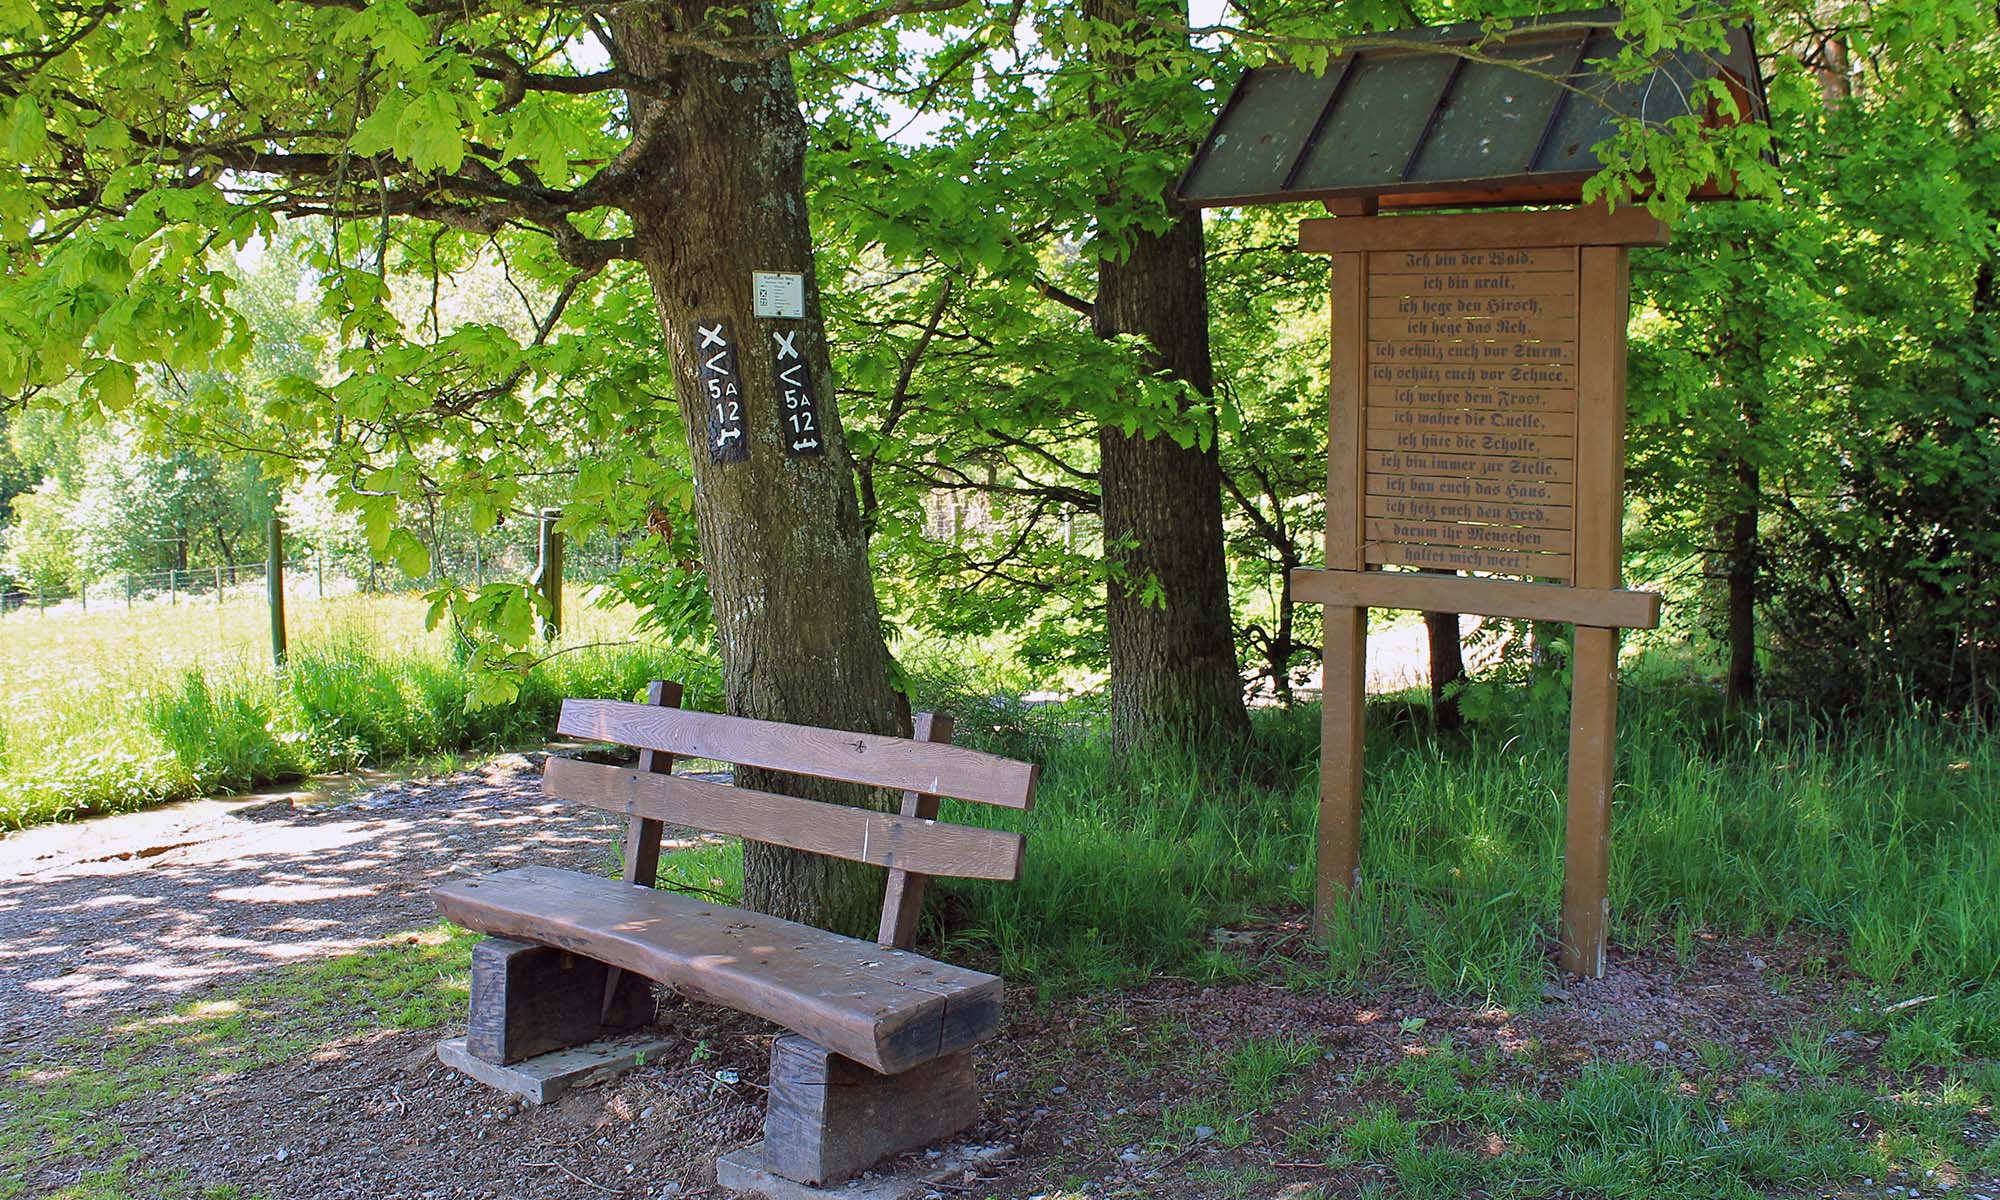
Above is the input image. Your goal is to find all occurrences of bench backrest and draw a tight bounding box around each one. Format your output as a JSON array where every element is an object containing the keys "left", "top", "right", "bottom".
[{"left": 545, "top": 683, "right": 1038, "bottom": 948}]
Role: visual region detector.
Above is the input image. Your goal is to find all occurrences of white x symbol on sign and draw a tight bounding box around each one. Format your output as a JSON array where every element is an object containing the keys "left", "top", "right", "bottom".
[
  {"left": 772, "top": 331, "right": 799, "bottom": 360},
  {"left": 697, "top": 324, "right": 727, "bottom": 349}
]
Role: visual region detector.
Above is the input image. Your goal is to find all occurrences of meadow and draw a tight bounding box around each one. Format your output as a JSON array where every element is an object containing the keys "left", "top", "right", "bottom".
[{"left": 0, "top": 589, "right": 711, "bottom": 828}]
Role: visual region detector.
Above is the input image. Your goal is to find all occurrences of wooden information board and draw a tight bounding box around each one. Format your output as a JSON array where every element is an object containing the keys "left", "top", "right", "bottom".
[
  {"left": 1364, "top": 245, "right": 1580, "bottom": 581},
  {"left": 1294, "top": 207, "right": 1670, "bottom": 979}
]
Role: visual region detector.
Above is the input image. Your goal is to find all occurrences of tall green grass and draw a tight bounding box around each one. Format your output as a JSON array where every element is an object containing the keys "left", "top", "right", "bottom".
[
  {"left": 0, "top": 598, "right": 718, "bottom": 827},
  {"left": 917, "top": 663, "right": 1998, "bottom": 1037}
]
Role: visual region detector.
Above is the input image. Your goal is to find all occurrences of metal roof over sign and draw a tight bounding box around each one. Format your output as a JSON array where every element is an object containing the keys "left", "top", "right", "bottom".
[{"left": 1176, "top": 8, "right": 1769, "bottom": 211}]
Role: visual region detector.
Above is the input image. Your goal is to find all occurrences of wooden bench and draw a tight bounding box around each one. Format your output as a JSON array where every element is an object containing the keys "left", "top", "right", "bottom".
[{"left": 432, "top": 681, "right": 1039, "bottom": 1188}]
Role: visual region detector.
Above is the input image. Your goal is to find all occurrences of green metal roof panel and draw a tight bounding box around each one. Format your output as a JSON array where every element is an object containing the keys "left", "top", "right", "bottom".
[
  {"left": 1177, "top": 9, "right": 1770, "bottom": 208},
  {"left": 1404, "top": 39, "right": 1572, "bottom": 183},
  {"left": 1186, "top": 66, "right": 1342, "bottom": 196},
  {"left": 1291, "top": 51, "right": 1463, "bottom": 190}
]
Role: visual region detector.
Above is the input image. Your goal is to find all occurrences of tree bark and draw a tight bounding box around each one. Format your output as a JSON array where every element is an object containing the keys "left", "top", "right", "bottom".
[
  {"left": 1089, "top": 0, "right": 1250, "bottom": 752},
  {"left": 1723, "top": 460, "right": 1758, "bottom": 709},
  {"left": 609, "top": 1, "right": 907, "bottom": 936},
  {"left": 1420, "top": 571, "right": 1465, "bottom": 732},
  {"left": 1720, "top": 330, "right": 1759, "bottom": 711}
]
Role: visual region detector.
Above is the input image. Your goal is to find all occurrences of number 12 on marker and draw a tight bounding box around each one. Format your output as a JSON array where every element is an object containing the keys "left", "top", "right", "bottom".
[
  {"left": 697, "top": 318, "right": 749, "bottom": 464},
  {"left": 770, "top": 328, "right": 824, "bottom": 457}
]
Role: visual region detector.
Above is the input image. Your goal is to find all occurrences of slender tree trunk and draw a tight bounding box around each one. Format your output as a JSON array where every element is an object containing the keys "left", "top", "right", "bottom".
[
  {"left": 1724, "top": 459, "right": 1758, "bottom": 709},
  {"left": 1421, "top": 570, "right": 1465, "bottom": 731},
  {"left": 610, "top": 1, "right": 907, "bottom": 935},
  {"left": 1720, "top": 327, "right": 1760, "bottom": 711},
  {"left": 1089, "top": 0, "right": 1250, "bottom": 752},
  {"left": 214, "top": 524, "right": 238, "bottom": 580}
]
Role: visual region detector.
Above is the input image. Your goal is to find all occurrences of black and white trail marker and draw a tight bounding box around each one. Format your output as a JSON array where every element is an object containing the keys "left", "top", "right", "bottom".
[
  {"left": 697, "top": 318, "right": 748, "bottom": 464},
  {"left": 769, "top": 329, "right": 824, "bottom": 457}
]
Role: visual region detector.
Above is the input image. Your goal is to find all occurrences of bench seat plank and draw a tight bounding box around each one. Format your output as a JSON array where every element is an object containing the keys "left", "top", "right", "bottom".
[
  {"left": 541, "top": 758, "right": 1025, "bottom": 882},
  {"left": 558, "top": 699, "right": 1039, "bottom": 809},
  {"left": 433, "top": 865, "right": 1003, "bottom": 1075}
]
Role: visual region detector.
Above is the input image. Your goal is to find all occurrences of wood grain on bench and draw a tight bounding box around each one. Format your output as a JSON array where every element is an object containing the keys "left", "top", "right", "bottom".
[
  {"left": 557, "top": 699, "right": 1040, "bottom": 809},
  {"left": 435, "top": 865, "right": 1004, "bottom": 1075},
  {"left": 542, "top": 757, "right": 1026, "bottom": 881}
]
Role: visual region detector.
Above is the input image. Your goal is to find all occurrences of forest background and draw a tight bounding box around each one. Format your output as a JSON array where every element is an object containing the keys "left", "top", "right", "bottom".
[{"left": 0, "top": 0, "right": 1995, "bottom": 824}]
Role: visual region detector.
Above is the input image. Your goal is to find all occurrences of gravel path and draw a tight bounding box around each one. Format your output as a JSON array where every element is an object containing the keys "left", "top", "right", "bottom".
[
  {"left": 0, "top": 753, "right": 617, "bottom": 1063},
  {"left": 6, "top": 745, "right": 1990, "bottom": 1200}
]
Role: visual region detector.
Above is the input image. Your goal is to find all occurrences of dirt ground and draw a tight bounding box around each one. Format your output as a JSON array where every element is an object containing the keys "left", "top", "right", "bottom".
[{"left": 2, "top": 756, "right": 1993, "bottom": 1200}]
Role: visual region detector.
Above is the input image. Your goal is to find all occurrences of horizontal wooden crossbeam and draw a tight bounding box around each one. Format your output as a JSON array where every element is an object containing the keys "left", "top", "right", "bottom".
[
  {"left": 542, "top": 757, "right": 1026, "bottom": 881},
  {"left": 1299, "top": 206, "right": 1670, "bottom": 254},
  {"left": 1291, "top": 567, "right": 1660, "bottom": 629},
  {"left": 558, "top": 699, "right": 1039, "bottom": 809}
]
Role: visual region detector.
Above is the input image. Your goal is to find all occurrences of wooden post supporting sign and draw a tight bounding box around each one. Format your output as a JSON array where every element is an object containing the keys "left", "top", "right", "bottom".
[{"left": 1297, "top": 207, "right": 1667, "bottom": 977}]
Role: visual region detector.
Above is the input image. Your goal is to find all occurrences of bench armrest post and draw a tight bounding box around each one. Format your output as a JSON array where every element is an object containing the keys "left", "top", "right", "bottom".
[
  {"left": 876, "top": 711, "right": 954, "bottom": 949},
  {"left": 621, "top": 679, "right": 685, "bottom": 887},
  {"left": 602, "top": 678, "right": 683, "bottom": 1020}
]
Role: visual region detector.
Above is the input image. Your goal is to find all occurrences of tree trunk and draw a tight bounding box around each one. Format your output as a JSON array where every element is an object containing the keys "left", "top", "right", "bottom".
[
  {"left": 610, "top": 1, "right": 907, "bottom": 936},
  {"left": 214, "top": 524, "right": 238, "bottom": 581},
  {"left": 1089, "top": 0, "right": 1250, "bottom": 752},
  {"left": 1724, "top": 461, "right": 1758, "bottom": 709},
  {"left": 1420, "top": 570, "right": 1465, "bottom": 732}
]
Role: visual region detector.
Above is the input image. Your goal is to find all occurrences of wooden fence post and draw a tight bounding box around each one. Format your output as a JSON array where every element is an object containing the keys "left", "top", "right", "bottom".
[
  {"left": 536, "top": 507, "right": 563, "bottom": 640},
  {"left": 267, "top": 517, "right": 288, "bottom": 668}
]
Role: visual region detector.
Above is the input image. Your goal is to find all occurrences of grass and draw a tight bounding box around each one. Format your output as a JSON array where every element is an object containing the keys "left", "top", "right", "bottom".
[
  {"left": 1317, "top": 1039, "right": 1997, "bottom": 1200},
  {"left": 5, "top": 604, "right": 1996, "bottom": 1195},
  {"left": 7, "top": 644, "right": 1997, "bottom": 1198},
  {"left": 914, "top": 658, "right": 1999, "bottom": 1027},
  {"left": 0, "top": 590, "right": 720, "bottom": 827}
]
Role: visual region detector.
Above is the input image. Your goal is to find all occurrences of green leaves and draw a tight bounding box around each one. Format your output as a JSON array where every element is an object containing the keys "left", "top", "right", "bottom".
[
  {"left": 385, "top": 529, "right": 432, "bottom": 578},
  {"left": 335, "top": 1, "right": 431, "bottom": 71},
  {"left": 84, "top": 361, "right": 136, "bottom": 415},
  {"left": 3, "top": 95, "right": 46, "bottom": 162},
  {"left": 352, "top": 89, "right": 472, "bottom": 174},
  {"left": 499, "top": 98, "right": 592, "bottom": 186}
]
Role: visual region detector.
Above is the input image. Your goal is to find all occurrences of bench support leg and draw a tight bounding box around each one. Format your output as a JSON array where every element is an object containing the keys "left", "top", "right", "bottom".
[
  {"left": 466, "top": 936, "right": 652, "bottom": 1065},
  {"left": 758, "top": 1035, "right": 980, "bottom": 1187}
]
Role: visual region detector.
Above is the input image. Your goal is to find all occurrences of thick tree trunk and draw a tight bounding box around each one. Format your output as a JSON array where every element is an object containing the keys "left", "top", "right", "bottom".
[
  {"left": 611, "top": 2, "right": 907, "bottom": 936},
  {"left": 1090, "top": 0, "right": 1250, "bottom": 752}
]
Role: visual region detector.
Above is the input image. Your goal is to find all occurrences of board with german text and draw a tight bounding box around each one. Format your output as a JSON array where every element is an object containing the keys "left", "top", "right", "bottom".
[{"left": 1363, "top": 245, "right": 1577, "bottom": 581}]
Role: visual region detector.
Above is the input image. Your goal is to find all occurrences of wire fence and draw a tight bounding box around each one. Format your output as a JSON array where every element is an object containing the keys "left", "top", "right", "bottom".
[
  {"left": 1, "top": 547, "right": 635, "bottom": 617},
  {"left": 0, "top": 525, "right": 635, "bottom": 671}
]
